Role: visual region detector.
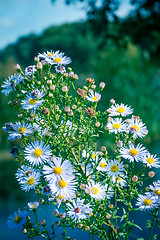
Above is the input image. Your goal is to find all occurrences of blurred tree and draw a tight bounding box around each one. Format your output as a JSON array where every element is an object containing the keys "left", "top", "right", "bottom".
[{"left": 51, "top": 0, "right": 160, "bottom": 57}]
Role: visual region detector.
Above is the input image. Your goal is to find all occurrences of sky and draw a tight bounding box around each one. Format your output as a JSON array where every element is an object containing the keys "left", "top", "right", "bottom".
[{"left": 0, "top": 0, "right": 134, "bottom": 50}]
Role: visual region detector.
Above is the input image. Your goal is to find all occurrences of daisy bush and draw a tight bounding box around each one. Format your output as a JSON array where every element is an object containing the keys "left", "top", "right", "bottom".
[{"left": 2, "top": 50, "right": 160, "bottom": 240}]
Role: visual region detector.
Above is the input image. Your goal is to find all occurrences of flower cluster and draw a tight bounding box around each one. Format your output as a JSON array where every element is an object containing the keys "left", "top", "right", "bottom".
[{"left": 2, "top": 50, "right": 160, "bottom": 240}]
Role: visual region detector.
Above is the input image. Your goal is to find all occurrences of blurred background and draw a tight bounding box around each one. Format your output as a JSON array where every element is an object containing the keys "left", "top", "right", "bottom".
[{"left": 0, "top": 0, "right": 160, "bottom": 239}]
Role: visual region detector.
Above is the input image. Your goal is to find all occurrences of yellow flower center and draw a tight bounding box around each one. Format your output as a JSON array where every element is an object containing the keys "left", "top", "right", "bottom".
[
  {"left": 54, "top": 167, "right": 62, "bottom": 175},
  {"left": 34, "top": 149, "right": 43, "bottom": 157},
  {"left": 118, "top": 177, "right": 122, "bottom": 181},
  {"left": 29, "top": 98, "right": 37, "bottom": 105},
  {"left": 129, "top": 149, "right": 138, "bottom": 156},
  {"left": 132, "top": 125, "right": 140, "bottom": 132},
  {"left": 143, "top": 198, "right": 152, "bottom": 205},
  {"left": 93, "top": 187, "right": 99, "bottom": 194},
  {"left": 93, "top": 96, "right": 98, "bottom": 101},
  {"left": 111, "top": 165, "right": 119, "bottom": 172},
  {"left": 48, "top": 52, "right": 54, "bottom": 57},
  {"left": 117, "top": 107, "right": 124, "bottom": 113},
  {"left": 154, "top": 189, "right": 160, "bottom": 196},
  {"left": 147, "top": 158, "right": 155, "bottom": 164},
  {"left": 100, "top": 162, "right": 106, "bottom": 168},
  {"left": 14, "top": 215, "right": 21, "bottom": 223},
  {"left": 31, "top": 205, "right": 37, "bottom": 208},
  {"left": 54, "top": 57, "right": 61, "bottom": 63},
  {"left": 17, "top": 127, "right": 26, "bottom": 133},
  {"left": 58, "top": 179, "right": 67, "bottom": 188},
  {"left": 57, "top": 194, "right": 65, "bottom": 200},
  {"left": 27, "top": 177, "right": 34, "bottom": 185},
  {"left": 113, "top": 123, "right": 121, "bottom": 129},
  {"left": 91, "top": 153, "right": 96, "bottom": 158}
]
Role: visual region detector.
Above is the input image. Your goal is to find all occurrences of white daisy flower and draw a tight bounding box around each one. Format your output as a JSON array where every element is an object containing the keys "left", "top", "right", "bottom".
[
  {"left": 38, "top": 50, "right": 60, "bottom": 60},
  {"left": 108, "top": 103, "right": 133, "bottom": 117},
  {"left": 24, "top": 140, "right": 52, "bottom": 166},
  {"left": 85, "top": 181, "right": 106, "bottom": 200},
  {"left": 105, "top": 159, "right": 125, "bottom": 178},
  {"left": 149, "top": 181, "right": 160, "bottom": 198},
  {"left": 19, "top": 172, "right": 41, "bottom": 192},
  {"left": 97, "top": 158, "right": 107, "bottom": 172},
  {"left": 112, "top": 174, "right": 127, "bottom": 187},
  {"left": 1, "top": 74, "right": 24, "bottom": 96},
  {"left": 43, "top": 157, "right": 74, "bottom": 183},
  {"left": 142, "top": 153, "right": 160, "bottom": 168},
  {"left": 136, "top": 194, "right": 159, "bottom": 210},
  {"left": 49, "top": 177, "right": 77, "bottom": 199},
  {"left": 16, "top": 165, "right": 40, "bottom": 181},
  {"left": 28, "top": 202, "right": 39, "bottom": 210},
  {"left": 8, "top": 121, "right": 33, "bottom": 141},
  {"left": 127, "top": 117, "right": 148, "bottom": 139},
  {"left": 46, "top": 51, "right": 71, "bottom": 65},
  {"left": 119, "top": 142, "right": 147, "bottom": 162},
  {"left": 21, "top": 90, "right": 45, "bottom": 110},
  {"left": 105, "top": 118, "right": 127, "bottom": 134},
  {"left": 67, "top": 198, "right": 93, "bottom": 222},
  {"left": 86, "top": 90, "right": 101, "bottom": 102},
  {"left": 25, "top": 65, "right": 37, "bottom": 76}
]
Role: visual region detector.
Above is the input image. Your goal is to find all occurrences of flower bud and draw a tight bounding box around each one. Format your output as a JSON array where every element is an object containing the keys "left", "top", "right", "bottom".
[
  {"left": 108, "top": 204, "right": 114, "bottom": 209},
  {"left": 37, "top": 62, "right": 43, "bottom": 69},
  {"left": 39, "top": 198, "right": 45, "bottom": 204},
  {"left": 106, "top": 214, "right": 111, "bottom": 219},
  {"left": 42, "top": 107, "right": 49, "bottom": 116},
  {"left": 47, "top": 80, "right": 52, "bottom": 84},
  {"left": 22, "top": 229, "right": 27, "bottom": 234},
  {"left": 145, "top": 187, "right": 149, "bottom": 192},
  {"left": 117, "top": 140, "right": 123, "bottom": 147},
  {"left": 62, "top": 86, "right": 68, "bottom": 92},
  {"left": 69, "top": 71, "right": 74, "bottom": 77},
  {"left": 99, "top": 82, "right": 105, "bottom": 89},
  {"left": 49, "top": 93, "right": 53, "bottom": 98},
  {"left": 37, "top": 81, "right": 41, "bottom": 85},
  {"left": 34, "top": 56, "right": 39, "bottom": 62},
  {"left": 41, "top": 220, "right": 46, "bottom": 226},
  {"left": 68, "top": 110, "right": 73, "bottom": 116},
  {"left": 55, "top": 221, "right": 61, "bottom": 226},
  {"left": 72, "top": 105, "right": 77, "bottom": 110},
  {"left": 77, "top": 223, "right": 83, "bottom": 229},
  {"left": 107, "top": 117, "right": 112, "bottom": 121},
  {"left": 80, "top": 184, "right": 85, "bottom": 190},
  {"left": 50, "top": 85, "right": 55, "bottom": 90},
  {"left": 85, "top": 226, "right": 90, "bottom": 231},
  {"left": 83, "top": 86, "right": 88, "bottom": 91},
  {"left": 91, "top": 84, "right": 96, "bottom": 90},
  {"left": 110, "top": 99, "right": 115, "bottom": 104},
  {"left": 15, "top": 64, "right": 21, "bottom": 70},
  {"left": 132, "top": 175, "right": 138, "bottom": 182},
  {"left": 53, "top": 209, "right": 59, "bottom": 217},
  {"left": 64, "top": 106, "right": 70, "bottom": 112},
  {"left": 73, "top": 74, "right": 78, "bottom": 80},
  {"left": 148, "top": 171, "right": 155, "bottom": 178},
  {"left": 60, "top": 213, "right": 66, "bottom": 220},
  {"left": 95, "top": 122, "right": 100, "bottom": 127},
  {"left": 101, "top": 146, "right": 106, "bottom": 152},
  {"left": 63, "top": 73, "right": 68, "bottom": 77}
]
